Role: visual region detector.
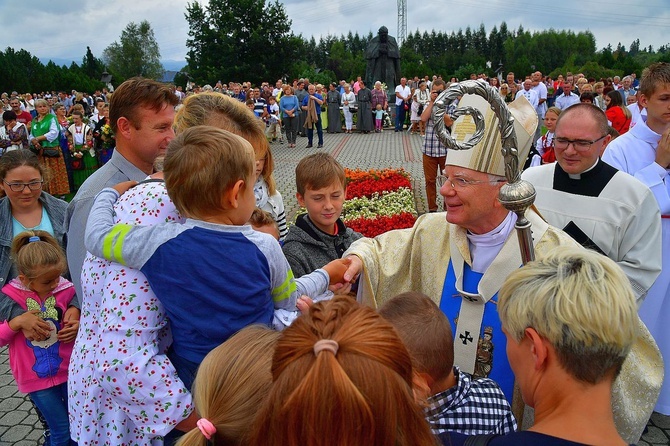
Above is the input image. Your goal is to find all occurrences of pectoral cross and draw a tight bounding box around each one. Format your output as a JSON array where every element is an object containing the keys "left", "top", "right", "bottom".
[{"left": 459, "top": 331, "right": 474, "bottom": 345}]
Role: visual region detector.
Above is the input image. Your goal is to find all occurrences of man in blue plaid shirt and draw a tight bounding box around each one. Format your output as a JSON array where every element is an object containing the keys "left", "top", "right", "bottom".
[
  {"left": 379, "top": 292, "right": 516, "bottom": 435},
  {"left": 420, "top": 79, "right": 456, "bottom": 212}
]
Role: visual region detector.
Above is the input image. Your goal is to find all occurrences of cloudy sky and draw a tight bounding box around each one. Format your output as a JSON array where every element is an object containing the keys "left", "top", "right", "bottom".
[{"left": 2, "top": 0, "right": 668, "bottom": 68}]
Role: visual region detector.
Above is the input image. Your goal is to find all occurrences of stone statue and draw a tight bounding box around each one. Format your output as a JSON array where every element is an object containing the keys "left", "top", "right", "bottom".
[{"left": 364, "top": 26, "right": 401, "bottom": 90}]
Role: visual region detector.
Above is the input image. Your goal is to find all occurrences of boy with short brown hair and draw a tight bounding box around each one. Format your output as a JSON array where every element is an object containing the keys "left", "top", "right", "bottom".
[
  {"left": 282, "top": 152, "right": 363, "bottom": 277},
  {"left": 379, "top": 292, "right": 516, "bottom": 435}
]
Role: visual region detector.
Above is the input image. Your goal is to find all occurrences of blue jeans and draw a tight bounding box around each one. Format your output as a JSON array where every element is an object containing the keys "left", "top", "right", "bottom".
[
  {"left": 395, "top": 102, "right": 406, "bottom": 130},
  {"left": 30, "top": 383, "right": 76, "bottom": 446},
  {"left": 307, "top": 116, "right": 323, "bottom": 146}
]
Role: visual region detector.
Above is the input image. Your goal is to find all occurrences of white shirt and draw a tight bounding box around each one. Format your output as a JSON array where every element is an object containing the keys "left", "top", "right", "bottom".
[
  {"left": 395, "top": 84, "right": 411, "bottom": 106},
  {"left": 555, "top": 92, "right": 580, "bottom": 110},
  {"left": 531, "top": 82, "right": 548, "bottom": 116},
  {"left": 628, "top": 103, "right": 647, "bottom": 130},
  {"left": 515, "top": 88, "right": 539, "bottom": 109}
]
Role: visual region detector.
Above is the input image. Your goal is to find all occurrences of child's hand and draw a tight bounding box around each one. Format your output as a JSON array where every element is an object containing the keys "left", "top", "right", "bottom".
[
  {"left": 58, "top": 319, "right": 79, "bottom": 343},
  {"left": 329, "top": 282, "right": 352, "bottom": 295},
  {"left": 10, "top": 310, "right": 51, "bottom": 341},
  {"left": 59, "top": 306, "right": 81, "bottom": 342},
  {"left": 323, "top": 257, "right": 352, "bottom": 285},
  {"left": 63, "top": 306, "right": 81, "bottom": 324},
  {"left": 297, "top": 295, "right": 314, "bottom": 314},
  {"left": 112, "top": 180, "right": 138, "bottom": 195}
]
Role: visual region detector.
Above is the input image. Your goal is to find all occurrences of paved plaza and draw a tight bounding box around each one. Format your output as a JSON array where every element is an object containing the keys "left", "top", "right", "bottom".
[{"left": 0, "top": 130, "right": 668, "bottom": 444}]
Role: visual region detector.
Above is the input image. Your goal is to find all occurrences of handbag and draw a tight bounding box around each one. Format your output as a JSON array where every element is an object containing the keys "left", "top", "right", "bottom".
[
  {"left": 349, "top": 106, "right": 358, "bottom": 113},
  {"left": 42, "top": 147, "right": 60, "bottom": 158},
  {"left": 403, "top": 102, "right": 409, "bottom": 111},
  {"left": 70, "top": 157, "right": 85, "bottom": 170}
]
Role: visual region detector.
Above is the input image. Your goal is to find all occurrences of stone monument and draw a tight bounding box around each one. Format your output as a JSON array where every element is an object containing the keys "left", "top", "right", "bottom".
[{"left": 364, "top": 26, "right": 401, "bottom": 94}]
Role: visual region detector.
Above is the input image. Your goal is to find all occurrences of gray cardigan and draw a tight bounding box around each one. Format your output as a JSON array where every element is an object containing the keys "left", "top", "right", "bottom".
[
  {"left": 0, "top": 192, "right": 68, "bottom": 320},
  {"left": 282, "top": 214, "right": 363, "bottom": 278}
]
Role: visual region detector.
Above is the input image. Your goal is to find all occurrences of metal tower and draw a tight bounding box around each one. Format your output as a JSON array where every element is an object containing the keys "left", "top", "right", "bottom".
[{"left": 397, "top": 0, "right": 407, "bottom": 47}]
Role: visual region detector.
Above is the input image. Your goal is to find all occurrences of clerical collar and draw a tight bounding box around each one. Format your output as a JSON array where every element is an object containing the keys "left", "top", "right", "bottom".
[
  {"left": 466, "top": 212, "right": 517, "bottom": 273},
  {"left": 567, "top": 159, "right": 599, "bottom": 179},
  {"left": 554, "top": 159, "right": 618, "bottom": 197}
]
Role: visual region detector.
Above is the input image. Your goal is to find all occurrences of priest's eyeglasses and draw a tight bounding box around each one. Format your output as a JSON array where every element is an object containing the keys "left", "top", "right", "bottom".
[
  {"left": 554, "top": 135, "right": 607, "bottom": 152},
  {"left": 437, "top": 175, "right": 506, "bottom": 189},
  {"left": 3, "top": 180, "right": 44, "bottom": 192}
]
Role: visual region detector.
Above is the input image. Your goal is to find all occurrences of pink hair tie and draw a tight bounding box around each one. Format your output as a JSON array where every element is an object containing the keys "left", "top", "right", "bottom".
[
  {"left": 313, "top": 339, "right": 339, "bottom": 356},
  {"left": 196, "top": 418, "right": 216, "bottom": 440}
]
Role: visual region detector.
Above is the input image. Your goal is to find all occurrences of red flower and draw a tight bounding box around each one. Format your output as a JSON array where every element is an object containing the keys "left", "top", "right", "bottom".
[
  {"left": 345, "top": 213, "right": 417, "bottom": 238},
  {"left": 346, "top": 173, "right": 411, "bottom": 199}
]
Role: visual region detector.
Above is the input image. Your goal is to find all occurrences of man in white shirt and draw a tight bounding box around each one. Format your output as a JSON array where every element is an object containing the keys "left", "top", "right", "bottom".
[
  {"left": 531, "top": 71, "right": 548, "bottom": 139},
  {"left": 394, "top": 77, "right": 411, "bottom": 132},
  {"left": 515, "top": 79, "right": 539, "bottom": 109},
  {"left": 555, "top": 81, "right": 580, "bottom": 110}
]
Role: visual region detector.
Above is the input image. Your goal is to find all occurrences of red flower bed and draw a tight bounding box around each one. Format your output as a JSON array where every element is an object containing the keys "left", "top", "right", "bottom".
[
  {"left": 345, "top": 174, "right": 412, "bottom": 200},
  {"left": 345, "top": 212, "right": 417, "bottom": 238}
]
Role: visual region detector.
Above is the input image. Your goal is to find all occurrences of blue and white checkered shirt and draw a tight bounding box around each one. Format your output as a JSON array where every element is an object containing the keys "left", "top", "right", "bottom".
[
  {"left": 422, "top": 102, "right": 456, "bottom": 158},
  {"left": 424, "top": 367, "right": 517, "bottom": 435}
]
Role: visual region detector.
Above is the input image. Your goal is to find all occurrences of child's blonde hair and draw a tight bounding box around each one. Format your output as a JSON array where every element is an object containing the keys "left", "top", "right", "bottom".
[
  {"left": 173, "top": 92, "right": 276, "bottom": 195},
  {"left": 11, "top": 231, "right": 67, "bottom": 281},
  {"left": 545, "top": 106, "right": 562, "bottom": 119},
  {"left": 376, "top": 103, "right": 382, "bottom": 110},
  {"left": 164, "top": 126, "right": 254, "bottom": 219},
  {"left": 176, "top": 326, "right": 280, "bottom": 446}
]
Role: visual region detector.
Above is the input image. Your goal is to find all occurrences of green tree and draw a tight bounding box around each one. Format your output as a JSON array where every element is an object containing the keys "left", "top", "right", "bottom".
[
  {"left": 185, "top": 0, "right": 299, "bottom": 84},
  {"left": 82, "top": 46, "right": 106, "bottom": 81},
  {"left": 102, "top": 20, "right": 164, "bottom": 81}
]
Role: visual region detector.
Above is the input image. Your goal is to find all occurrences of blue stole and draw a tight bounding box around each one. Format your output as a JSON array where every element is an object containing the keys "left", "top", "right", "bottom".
[{"left": 440, "top": 260, "right": 515, "bottom": 402}]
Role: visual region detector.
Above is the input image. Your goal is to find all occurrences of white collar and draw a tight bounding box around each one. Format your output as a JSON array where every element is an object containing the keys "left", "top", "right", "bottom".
[
  {"left": 567, "top": 159, "right": 599, "bottom": 179},
  {"left": 466, "top": 212, "right": 517, "bottom": 273}
]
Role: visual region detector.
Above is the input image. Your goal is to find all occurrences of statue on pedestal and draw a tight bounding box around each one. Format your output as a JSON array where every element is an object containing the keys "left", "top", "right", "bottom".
[{"left": 364, "top": 26, "right": 401, "bottom": 91}]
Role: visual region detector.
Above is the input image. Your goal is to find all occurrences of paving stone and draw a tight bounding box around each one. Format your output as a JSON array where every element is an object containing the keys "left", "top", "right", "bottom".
[
  {"left": 0, "top": 397, "right": 23, "bottom": 412},
  {"left": 0, "top": 385, "right": 19, "bottom": 399},
  {"left": 13, "top": 440, "right": 40, "bottom": 446},
  {"left": 25, "top": 426, "right": 45, "bottom": 442},
  {"left": 651, "top": 411, "right": 670, "bottom": 430},
  {"left": 0, "top": 410, "right": 31, "bottom": 427},
  {"left": 0, "top": 374, "right": 14, "bottom": 386},
  {"left": 0, "top": 424, "right": 32, "bottom": 442},
  {"left": 641, "top": 426, "right": 670, "bottom": 444}
]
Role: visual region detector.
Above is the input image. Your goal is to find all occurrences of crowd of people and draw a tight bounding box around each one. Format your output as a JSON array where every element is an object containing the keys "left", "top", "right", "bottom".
[
  {"left": 0, "top": 60, "right": 667, "bottom": 446},
  {"left": 1, "top": 89, "right": 116, "bottom": 200}
]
